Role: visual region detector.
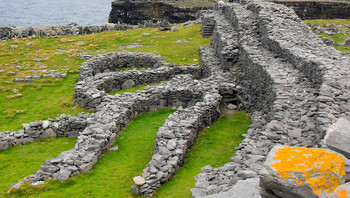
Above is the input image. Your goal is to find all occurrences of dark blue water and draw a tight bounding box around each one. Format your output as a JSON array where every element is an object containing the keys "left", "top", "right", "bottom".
[{"left": 0, "top": 0, "right": 113, "bottom": 28}]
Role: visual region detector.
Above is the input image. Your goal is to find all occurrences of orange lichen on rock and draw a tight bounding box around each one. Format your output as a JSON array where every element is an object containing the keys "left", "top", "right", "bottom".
[
  {"left": 334, "top": 189, "right": 348, "bottom": 198},
  {"left": 271, "top": 147, "right": 345, "bottom": 195}
]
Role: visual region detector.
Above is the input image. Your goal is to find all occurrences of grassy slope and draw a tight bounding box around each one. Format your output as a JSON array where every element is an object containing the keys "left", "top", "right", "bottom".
[
  {"left": 5, "top": 110, "right": 250, "bottom": 198},
  {"left": 0, "top": 25, "right": 210, "bottom": 131}
]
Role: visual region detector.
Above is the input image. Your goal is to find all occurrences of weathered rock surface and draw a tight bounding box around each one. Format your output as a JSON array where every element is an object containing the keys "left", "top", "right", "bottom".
[
  {"left": 324, "top": 118, "right": 350, "bottom": 159},
  {"left": 204, "top": 178, "right": 261, "bottom": 198},
  {"left": 260, "top": 145, "right": 346, "bottom": 198},
  {"left": 108, "top": 0, "right": 214, "bottom": 25},
  {"left": 328, "top": 182, "right": 350, "bottom": 198}
]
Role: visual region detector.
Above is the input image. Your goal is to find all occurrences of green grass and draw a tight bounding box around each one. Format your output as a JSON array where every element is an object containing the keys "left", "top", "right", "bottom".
[
  {"left": 0, "top": 73, "right": 90, "bottom": 131},
  {"left": 0, "top": 137, "right": 77, "bottom": 197},
  {"left": 5, "top": 110, "right": 250, "bottom": 198},
  {"left": 0, "top": 24, "right": 210, "bottom": 132}
]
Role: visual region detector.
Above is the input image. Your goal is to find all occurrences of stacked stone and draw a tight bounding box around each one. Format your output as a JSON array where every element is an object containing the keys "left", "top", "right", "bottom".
[
  {"left": 130, "top": 61, "right": 239, "bottom": 196},
  {"left": 131, "top": 91, "right": 222, "bottom": 195},
  {"left": 0, "top": 23, "right": 135, "bottom": 41},
  {"left": 137, "top": 20, "right": 171, "bottom": 28},
  {"left": 208, "top": 12, "right": 240, "bottom": 71},
  {"left": 191, "top": 0, "right": 344, "bottom": 196},
  {"left": 0, "top": 113, "right": 91, "bottom": 151},
  {"left": 251, "top": 0, "right": 350, "bottom": 140},
  {"left": 25, "top": 73, "right": 226, "bottom": 185},
  {"left": 75, "top": 65, "right": 207, "bottom": 110},
  {"left": 77, "top": 52, "right": 169, "bottom": 81},
  {"left": 201, "top": 15, "right": 216, "bottom": 38}
]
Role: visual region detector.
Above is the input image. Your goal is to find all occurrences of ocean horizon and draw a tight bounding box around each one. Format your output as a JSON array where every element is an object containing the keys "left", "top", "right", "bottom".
[{"left": 0, "top": 0, "right": 113, "bottom": 28}]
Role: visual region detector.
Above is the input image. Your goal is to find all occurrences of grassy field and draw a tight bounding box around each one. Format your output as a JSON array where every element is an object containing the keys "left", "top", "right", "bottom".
[
  {"left": 304, "top": 19, "right": 350, "bottom": 52},
  {"left": 4, "top": 110, "right": 250, "bottom": 197},
  {"left": 0, "top": 24, "right": 210, "bottom": 131}
]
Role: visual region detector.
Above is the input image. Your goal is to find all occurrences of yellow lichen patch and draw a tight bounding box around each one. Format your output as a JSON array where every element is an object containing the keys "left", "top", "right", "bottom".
[
  {"left": 271, "top": 147, "right": 345, "bottom": 195},
  {"left": 334, "top": 189, "right": 348, "bottom": 198}
]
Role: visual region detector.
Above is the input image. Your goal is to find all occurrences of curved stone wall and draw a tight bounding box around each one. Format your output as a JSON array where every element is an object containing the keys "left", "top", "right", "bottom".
[
  {"left": 78, "top": 52, "right": 170, "bottom": 81},
  {"left": 75, "top": 52, "right": 211, "bottom": 110}
]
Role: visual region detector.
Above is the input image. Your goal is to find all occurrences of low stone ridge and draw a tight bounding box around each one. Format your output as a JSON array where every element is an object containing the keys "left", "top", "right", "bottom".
[
  {"left": 260, "top": 145, "right": 346, "bottom": 197},
  {"left": 0, "top": 20, "right": 171, "bottom": 41},
  {"left": 0, "top": 113, "right": 90, "bottom": 151},
  {"left": 191, "top": 0, "right": 350, "bottom": 197}
]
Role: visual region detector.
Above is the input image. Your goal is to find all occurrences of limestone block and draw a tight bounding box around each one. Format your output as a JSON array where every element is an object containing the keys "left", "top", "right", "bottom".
[
  {"left": 260, "top": 145, "right": 346, "bottom": 198},
  {"left": 325, "top": 118, "right": 350, "bottom": 158}
]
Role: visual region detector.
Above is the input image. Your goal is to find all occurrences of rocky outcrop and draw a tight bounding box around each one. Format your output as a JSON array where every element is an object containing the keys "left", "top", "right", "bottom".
[
  {"left": 108, "top": 0, "right": 214, "bottom": 25},
  {"left": 260, "top": 145, "right": 346, "bottom": 197}
]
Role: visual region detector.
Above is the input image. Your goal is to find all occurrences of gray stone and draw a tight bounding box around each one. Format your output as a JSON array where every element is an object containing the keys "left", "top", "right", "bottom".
[
  {"left": 122, "top": 79, "right": 135, "bottom": 90},
  {"left": 10, "top": 182, "right": 22, "bottom": 189},
  {"left": 10, "top": 45, "right": 17, "bottom": 50},
  {"left": 260, "top": 145, "right": 346, "bottom": 198},
  {"left": 227, "top": 103, "right": 237, "bottom": 110},
  {"left": 341, "top": 36, "right": 350, "bottom": 47},
  {"left": 288, "top": 129, "right": 302, "bottom": 138},
  {"left": 205, "top": 178, "right": 261, "bottom": 198},
  {"left": 76, "top": 41, "right": 86, "bottom": 45},
  {"left": 325, "top": 118, "right": 350, "bottom": 158},
  {"left": 52, "top": 169, "right": 71, "bottom": 180}
]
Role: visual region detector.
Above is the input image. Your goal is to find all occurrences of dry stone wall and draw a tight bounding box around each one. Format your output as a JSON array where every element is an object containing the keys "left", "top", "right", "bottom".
[
  {"left": 191, "top": 0, "right": 350, "bottom": 197},
  {"left": 0, "top": 21, "right": 172, "bottom": 41},
  {"left": 1, "top": 48, "right": 240, "bottom": 193}
]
